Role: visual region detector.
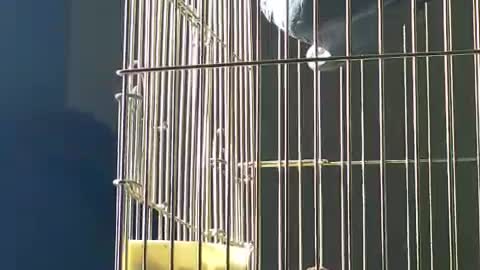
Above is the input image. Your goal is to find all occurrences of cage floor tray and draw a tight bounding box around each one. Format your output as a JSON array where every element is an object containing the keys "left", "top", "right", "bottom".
[{"left": 127, "top": 240, "right": 251, "bottom": 270}]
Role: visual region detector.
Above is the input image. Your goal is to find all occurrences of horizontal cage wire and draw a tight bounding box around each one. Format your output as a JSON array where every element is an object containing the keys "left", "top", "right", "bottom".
[{"left": 112, "top": 0, "right": 480, "bottom": 270}]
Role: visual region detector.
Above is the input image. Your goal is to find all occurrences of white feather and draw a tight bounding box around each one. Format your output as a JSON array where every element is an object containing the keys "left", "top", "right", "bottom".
[{"left": 260, "top": 0, "right": 288, "bottom": 31}]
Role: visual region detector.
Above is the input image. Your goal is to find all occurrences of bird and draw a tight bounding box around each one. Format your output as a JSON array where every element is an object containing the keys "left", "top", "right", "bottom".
[{"left": 260, "top": 0, "right": 431, "bottom": 71}]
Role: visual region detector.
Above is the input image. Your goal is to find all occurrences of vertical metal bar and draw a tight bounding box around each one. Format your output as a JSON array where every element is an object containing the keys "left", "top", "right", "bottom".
[
  {"left": 232, "top": 0, "right": 239, "bottom": 244},
  {"left": 448, "top": 2, "right": 459, "bottom": 268},
  {"left": 219, "top": 0, "right": 226, "bottom": 242},
  {"left": 188, "top": 0, "right": 200, "bottom": 242},
  {"left": 218, "top": 0, "right": 224, "bottom": 244},
  {"left": 123, "top": 1, "right": 136, "bottom": 247},
  {"left": 340, "top": 67, "right": 345, "bottom": 270},
  {"left": 345, "top": 0, "right": 353, "bottom": 269},
  {"left": 194, "top": 0, "right": 203, "bottom": 246},
  {"left": 312, "top": 0, "right": 323, "bottom": 268},
  {"left": 150, "top": 0, "right": 160, "bottom": 243},
  {"left": 157, "top": 0, "right": 169, "bottom": 240},
  {"left": 297, "top": 38, "right": 304, "bottom": 270},
  {"left": 211, "top": 0, "right": 220, "bottom": 245},
  {"left": 148, "top": 0, "right": 154, "bottom": 235},
  {"left": 146, "top": 0, "right": 157, "bottom": 243},
  {"left": 197, "top": 0, "right": 206, "bottom": 267},
  {"left": 360, "top": 59, "right": 367, "bottom": 270},
  {"left": 136, "top": 73, "right": 145, "bottom": 241},
  {"left": 424, "top": 3, "right": 434, "bottom": 269},
  {"left": 442, "top": 0, "right": 458, "bottom": 268},
  {"left": 127, "top": 0, "right": 137, "bottom": 183},
  {"left": 410, "top": 1, "right": 421, "bottom": 270},
  {"left": 114, "top": 0, "right": 131, "bottom": 268},
  {"left": 244, "top": 0, "right": 255, "bottom": 255},
  {"left": 473, "top": 0, "right": 480, "bottom": 266},
  {"left": 141, "top": 0, "right": 153, "bottom": 268},
  {"left": 164, "top": 0, "right": 173, "bottom": 242},
  {"left": 176, "top": 0, "right": 189, "bottom": 241},
  {"left": 219, "top": 0, "right": 226, "bottom": 243},
  {"left": 181, "top": 0, "right": 190, "bottom": 241},
  {"left": 169, "top": 0, "right": 179, "bottom": 269},
  {"left": 226, "top": 0, "right": 234, "bottom": 267},
  {"left": 244, "top": 0, "right": 250, "bottom": 246},
  {"left": 245, "top": 0, "right": 250, "bottom": 244},
  {"left": 238, "top": 0, "right": 245, "bottom": 244},
  {"left": 255, "top": 0, "right": 263, "bottom": 268},
  {"left": 205, "top": 1, "right": 215, "bottom": 245},
  {"left": 377, "top": 1, "right": 388, "bottom": 269},
  {"left": 277, "top": 23, "right": 283, "bottom": 270},
  {"left": 127, "top": 0, "right": 138, "bottom": 247},
  {"left": 135, "top": 0, "right": 144, "bottom": 244},
  {"left": 136, "top": 87, "right": 144, "bottom": 241},
  {"left": 402, "top": 25, "right": 412, "bottom": 270},
  {"left": 283, "top": 0, "right": 290, "bottom": 267}
]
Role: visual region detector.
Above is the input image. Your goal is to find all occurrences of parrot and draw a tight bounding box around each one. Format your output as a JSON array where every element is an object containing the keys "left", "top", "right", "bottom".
[{"left": 260, "top": 0, "right": 432, "bottom": 71}]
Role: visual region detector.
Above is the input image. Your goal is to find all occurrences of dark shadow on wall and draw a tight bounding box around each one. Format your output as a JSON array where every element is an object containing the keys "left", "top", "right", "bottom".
[{"left": 4, "top": 109, "right": 116, "bottom": 270}]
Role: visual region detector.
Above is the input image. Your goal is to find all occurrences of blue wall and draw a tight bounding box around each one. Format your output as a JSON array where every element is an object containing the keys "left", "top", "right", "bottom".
[
  {"left": 1, "top": 0, "right": 67, "bottom": 113},
  {"left": 2, "top": 1, "right": 116, "bottom": 269}
]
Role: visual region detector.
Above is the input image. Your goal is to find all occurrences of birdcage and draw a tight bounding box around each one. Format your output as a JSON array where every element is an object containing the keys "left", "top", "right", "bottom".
[{"left": 113, "top": 0, "right": 480, "bottom": 270}]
